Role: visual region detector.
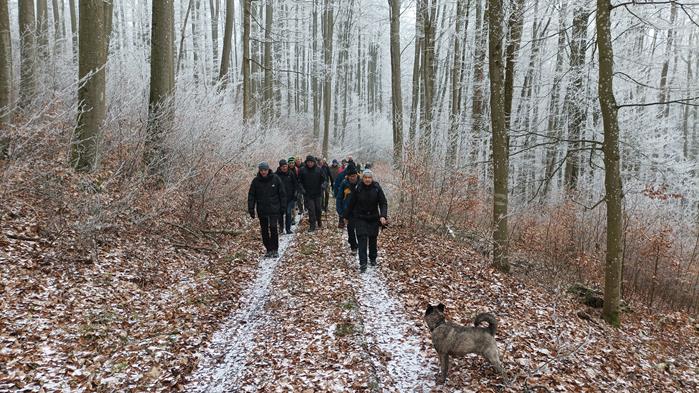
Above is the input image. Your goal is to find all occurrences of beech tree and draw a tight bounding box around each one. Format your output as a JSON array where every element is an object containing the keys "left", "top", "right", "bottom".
[
  {"left": 0, "top": 0, "right": 11, "bottom": 128},
  {"left": 71, "top": 0, "right": 108, "bottom": 171},
  {"left": 19, "top": 0, "right": 36, "bottom": 110}
]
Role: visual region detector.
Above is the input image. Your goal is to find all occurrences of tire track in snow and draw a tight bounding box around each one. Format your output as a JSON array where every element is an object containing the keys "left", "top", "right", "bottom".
[
  {"left": 351, "top": 259, "right": 436, "bottom": 392},
  {"left": 186, "top": 231, "right": 297, "bottom": 393}
]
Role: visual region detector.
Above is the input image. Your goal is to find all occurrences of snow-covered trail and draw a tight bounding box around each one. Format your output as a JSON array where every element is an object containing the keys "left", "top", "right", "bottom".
[
  {"left": 186, "top": 230, "right": 297, "bottom": 393},
  {"left": 351, "top": 257, "right": 437, "bottom": 392}
]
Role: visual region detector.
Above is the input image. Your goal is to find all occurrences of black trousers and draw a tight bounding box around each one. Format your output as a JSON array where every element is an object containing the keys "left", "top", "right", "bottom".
[
  {"left": 357, "top": 235, "right": 378, "bottom": 267},
  {"left": 259, "top": 215, "right": 279, "bottom": 252},
  {"left": 305, "top": 196, "right": 322, "bottom": 229},
  {"left": 347, "top": 220, "right": 358, "bottom": 250}
]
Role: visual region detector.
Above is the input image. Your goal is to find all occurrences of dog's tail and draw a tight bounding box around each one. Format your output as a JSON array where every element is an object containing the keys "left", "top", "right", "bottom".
[{"left": 474, "top": 313, "right": 497, "bottom": 336}]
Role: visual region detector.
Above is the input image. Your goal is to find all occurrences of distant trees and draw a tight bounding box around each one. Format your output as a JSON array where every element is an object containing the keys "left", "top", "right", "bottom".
[
  {"left": 219, "top": 0, "right": 234, "bottom": 88},
  {"left": 71, "top": 0, "right": 108, "bottom": 171}
]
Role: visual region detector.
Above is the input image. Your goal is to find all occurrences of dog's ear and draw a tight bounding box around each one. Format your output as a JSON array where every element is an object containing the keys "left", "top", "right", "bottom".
[
  {"left": 425, "top": 304, "right": 434, "bottom": 315},
  {"left": 437, "top": 303, "right": 445, "bottom": 312}
]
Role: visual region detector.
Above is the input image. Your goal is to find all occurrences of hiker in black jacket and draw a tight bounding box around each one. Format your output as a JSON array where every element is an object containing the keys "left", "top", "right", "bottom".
[
  {"left": 276, "top": 159, "right": 298, "bottom": 235},
  {"left": 298, "top": 155, "right": 326, "bottom": 232},
  {"left": 248, "top": 162, "right": 286, "bottom": 258},
  {"left": 343, "top": 169, "right": 388, "bottom": 273}
]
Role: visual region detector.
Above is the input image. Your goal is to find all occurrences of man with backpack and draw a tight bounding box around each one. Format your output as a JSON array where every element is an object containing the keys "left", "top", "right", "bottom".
[{"left": 248, "top": 162, "right": 286, "bottom": 258}]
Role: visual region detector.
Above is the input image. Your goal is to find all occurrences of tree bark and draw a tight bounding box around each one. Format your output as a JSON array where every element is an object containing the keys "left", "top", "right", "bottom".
[
  {"left": 0, "top": 0, "right": 12, "bottom": 128},
  {"left": 69, "top": 0, "right": 78, "bottom": 60},
  {"left": 503, "top": 0, "right": 524, "bottom": 131},
  {"left": 71, "top": 0, "right": 107, "bottom": 172},
  {"left": 597, "top": 0, "right": 623, "bottom": 327},
  {"left": 447, "top": 0, "right": 467, "bottom": 167},
  {"left": 147, "top": 0, "right": 176, "bottom": 174},
  {"left": 241, "top": 0, "right": 252, "bottom": 121},
  {"left": 388, "top": 0, "right": 404, "bottom": 166},
  {"left": 563, "top": 7, "right": 588, "bottom": 191},
  {"left": 263, "top": 0, "right": 273, "bottom": 125},
  {"left": 19, "top": 0, "right": 36, "bottom": 110},
  {"left": 51, "top": 0, "right": 63, "bottom": 42},
  {"left": 488, "top": 0, "right": 510, "bottom": 273},
  {"left": 219, "top": 0, "right": 234, "bottom": 87},
  {"left": 470, "top": 0, "right": 487, "bottom": 162},
  {"left": 322, "top": 0, "right": 334, "bottom": 157},
  {"left": 37, "top": 0, "right": 49, "bottom": 58},
  {"left": 419, "top": 0, "right": 437, "bottom": 155},
  {"left": 209, "top": 0, "right": 220, "bottom": 80}
]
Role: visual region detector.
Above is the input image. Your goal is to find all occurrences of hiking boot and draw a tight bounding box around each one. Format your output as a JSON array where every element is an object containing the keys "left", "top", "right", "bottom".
[
  {"left": 370, "top": 259, "right": 377, "bottom": 266},
  {"left": 272, "top": 250, "right": 279, "bottom": 258},
  {"left": 309, "top": 225, "right": 316, "bottom": 233},
  {"left": 359, "top": 265, "right": 367, "bottom": 273},
  {"left": 286, "top": 229, "right": 293, "bottom": 235},
  {"left": 264, "top": 251, "right": 273, "bottom": 258},
  {"left": 351, "top": 248, "right": 358, "bottom": 256}
]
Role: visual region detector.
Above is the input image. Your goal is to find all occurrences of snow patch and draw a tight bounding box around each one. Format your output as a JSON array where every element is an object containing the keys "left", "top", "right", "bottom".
[
  {"left": 186, "top": 231, "right": 297, "bottom": 392},
  {"left": 354, "top": 264, "right": 436, "bottom": 391}
]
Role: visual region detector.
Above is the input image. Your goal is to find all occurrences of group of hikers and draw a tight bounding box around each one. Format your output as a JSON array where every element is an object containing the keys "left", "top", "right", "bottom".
[{"left": 247, "top": 155, "right": 388, "bottom": 272}]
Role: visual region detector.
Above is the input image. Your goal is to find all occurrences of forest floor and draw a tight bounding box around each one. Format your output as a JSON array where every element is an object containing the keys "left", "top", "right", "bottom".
[{"left": 1, "top": 170, "right": 699, "bottom": 392}]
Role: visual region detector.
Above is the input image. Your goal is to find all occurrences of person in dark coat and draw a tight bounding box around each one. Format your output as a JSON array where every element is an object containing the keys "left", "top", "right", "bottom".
[
  {"left": 276, "top": 159, "right": 298, "bottom": 235},
  {"left": 319, "top": 158, "right": 333, "bottom": 213},
  {"left": 248, "top": 162, "right": 286, "bottom": 258},
  {"left": 298, "top": 155, "right": 327, "bottom": 232},
  {"left": 293, "top": 157, "right": 305, "bottom": 214},
  {"left": 343, "top": 169, "right": 388, "bottom": 273},
  {"left": 337, "top": 165, "right": 359, "bottom": 253},
  {"left": 334, "top": 162, "right": 355, "bottom": 228}
]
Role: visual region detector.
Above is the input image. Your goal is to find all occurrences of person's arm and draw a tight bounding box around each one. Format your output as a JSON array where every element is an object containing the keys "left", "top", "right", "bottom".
[
  {"left": 277, "top": 176, "right": 286, "bottom": 214},
  {"left": 297, "top": 169, "right": 306, "bottom": 195},
  {"left": 378, "top": 185, "right": 388, "bottom": 219},
  {"left": 343, "top": 187, "right": 357, "bottom": 220},
  {"left": 247, "top": 180, "right": 256, "bottom": 218}
]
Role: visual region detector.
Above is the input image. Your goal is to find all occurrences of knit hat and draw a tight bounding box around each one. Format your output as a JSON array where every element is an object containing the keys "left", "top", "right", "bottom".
[
  {"left": 288, "top": 157, "right": 295, "bottom": 164},
  {"left": 345, "top": 163, "right": 358, "bottom": 176},
  {"left": 362, "top": 169, "right": 374, "bottom": 178},
  {"left": 332, "top": 159, "right": 339, "bottom": 165},
  {"left": 258, "top": 162, "right": 270, "bottom": 170},
  {"left": 279, "top": 159, "right": 288, "bottom": 166},
  {"left": 305, "top": 155, "right": 316, "bottom": 163}
]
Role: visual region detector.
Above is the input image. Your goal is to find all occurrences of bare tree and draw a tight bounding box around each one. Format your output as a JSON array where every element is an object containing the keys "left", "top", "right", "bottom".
[
  {"left": 147, "top": 0, "right": 176, "bottom": 173},
  {"left": 219, "top": 0, "right": 234, "bottom": 87},
  {"left": 0, "top": 0, "right": 11, "bottom": 128},
  {"left": 596, "top": 0, "right": 623, "bottom": 327},
  {"left": 388, "top": 0, "right": 404, "bottom": 165},
  {"left": 19, "top": 0, "right": 37, "bottom": 110},
  {"left": 242, "top": 0, "right": 252, "bottom": 121},
  {"left": 71, "top": 0, "right": 107, "bottom": 171},
  {"left": 321, "top": 0, "right": 334, "bottom": 157},
  {"left": 488, "top": 0, "right": 510, "bottom": 273}
]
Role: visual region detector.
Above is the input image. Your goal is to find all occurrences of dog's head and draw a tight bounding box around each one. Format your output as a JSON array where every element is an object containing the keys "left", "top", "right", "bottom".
[{"left": 424, "top": 303, "right": 446, "bottom": 330}]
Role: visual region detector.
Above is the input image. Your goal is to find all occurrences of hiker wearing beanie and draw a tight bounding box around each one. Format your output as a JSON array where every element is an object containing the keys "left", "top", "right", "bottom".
[
  {"left": 298, "top": 155, "right": 327, "bottom": 232},
  {"left": 276, "top": 159, "right": 298, "bottom": 235},
  {"left": 293, "top": 157, "right": 305, "bottom": 215},
  {"left": 248, "top": 162, "right": 286, "bottom": 258},
  {"left": 343, "top": 169, "right": 388, "bottom": 273},
  {"left": 338, "top": 165, "right": 360, "bottom": 254},
  {"left": 329, "top": 159, "right": 340, "bottom": 196}
]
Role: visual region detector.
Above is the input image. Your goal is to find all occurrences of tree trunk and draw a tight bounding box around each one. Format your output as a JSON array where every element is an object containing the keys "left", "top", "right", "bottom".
[
  {"left": 209, "top": 0, "right": 219, "bottom": 80},
  {"left": 37, "top": 0, "right": 49, "bottom": 58},
  {"left": 470, "top": 0, "right": 487, "bottom": 162},
  {"left": 242, "top": 0, "right": 251, "bottom": 121},
  {"left": 263, "top": 0, "right": 273, "bottom": 125},
  {"left": 388, "top": 0, "right": 404, "bottom": 165},
  {"left": 419, "top": 0, "right": 437, "bottom": 155},
  {"left": 321, "top": 0, "right": 334, "bottom": 157},
  {"left": 597, "top": 0, "right": 623, "bottom": 327},
  {"left": 0, "top": 0, "right": 12, "bottom": 128},
  {"left": 147, "top": 0, "right": 175, "bottom": 174},
  {"left": 51, "top": 0, "right": 63, "bottom": 42},
  {"left": 19, "top": 0, "right": 36, "bottom": 110},
  {"left": 446, "top": 0, "right": 466, "bottom": 168},
  {"left": 503, "top": 0, "right": 524, "bottom": 131},
  {"left": 488, "top": 0, "right": 510, "bottom": 273},
  {"left": 71, "top": 0, "right": 107, "bottom": 172},
  {"left": 69, "top": 0, "right": 78, "bottom": 60},
  {"left": 219, "top": 0, "right": 234, "bottom": 87},
  {"left": 312, "top": 0, "right": 320, "bottom": 138},
  {"left": 563, "top": 7, "right": 588, "bottom": 191},
  {"left": 192, "top": 0, "right": 201, "bottom": 87}
]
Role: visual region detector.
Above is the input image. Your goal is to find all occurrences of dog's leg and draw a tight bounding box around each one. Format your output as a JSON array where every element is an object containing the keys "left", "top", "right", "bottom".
[
  {"left": 436, "top": 353, "right": 449, "bottom": 384},
  {"left": 484, "top": 348, "right": 505, "bottom": 375}
]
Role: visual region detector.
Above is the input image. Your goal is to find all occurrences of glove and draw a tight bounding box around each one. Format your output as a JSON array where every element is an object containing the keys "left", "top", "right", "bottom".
[{"left": 249, "top": 211, "right": 256, "bottom": 219}]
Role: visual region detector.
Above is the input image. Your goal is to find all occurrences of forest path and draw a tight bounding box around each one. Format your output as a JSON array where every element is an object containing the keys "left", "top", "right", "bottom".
[{"left": 185, "top": 211, "right": 437, "bottom": 391}]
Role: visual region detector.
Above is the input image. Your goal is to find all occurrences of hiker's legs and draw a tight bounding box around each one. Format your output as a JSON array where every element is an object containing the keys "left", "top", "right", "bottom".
[
  {"left": 357, "top": 234, "right": 368, "bottom": 269},
  {"left": 285, "top": 200, "right": 295, "bottom": 232},
  {"left": 369, "top": 235, "right": 378, "bottom": 264},
  {"left": 268, "top": 215, "right": 279, "bottom": 251},
  {"left": 306, "top": 197, "right": 318, "bottom": 230},
  {"left": 259, "top": 216, "right": 271, "bottom": 251},
  {"left": 347, "top": 220, "right": 358, "bottom": 250}
]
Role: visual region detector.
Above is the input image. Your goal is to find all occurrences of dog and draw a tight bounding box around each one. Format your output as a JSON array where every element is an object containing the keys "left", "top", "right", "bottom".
[{"left": 424, "top": 303, "right": 505, "bottom": 384}]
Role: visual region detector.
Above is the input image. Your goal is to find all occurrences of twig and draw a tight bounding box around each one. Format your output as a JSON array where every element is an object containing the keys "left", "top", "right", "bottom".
[{"left": 4, "top": 233, "right": 40, "bottom": 242}]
